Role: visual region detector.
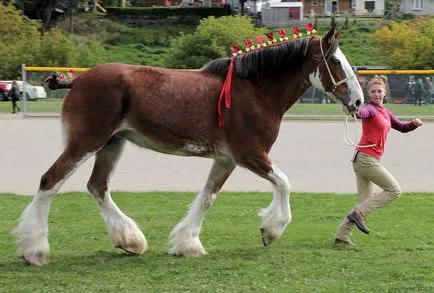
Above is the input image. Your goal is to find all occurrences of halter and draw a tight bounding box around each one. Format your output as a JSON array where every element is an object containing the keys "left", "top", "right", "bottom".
[{"left": 319, "top": 37, "right": 356, "bottom": 94}]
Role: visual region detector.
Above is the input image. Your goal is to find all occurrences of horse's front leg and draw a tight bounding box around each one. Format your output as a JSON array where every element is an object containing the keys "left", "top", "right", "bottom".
[
  {"left": 239, "top": 152, "right": 291, "bottom": 246},
  {"left": 259, "top": 163, "right": 291, "bottom": 246},
  {"left": 169, "top": 159, "right": 235, "bottom": 257}
]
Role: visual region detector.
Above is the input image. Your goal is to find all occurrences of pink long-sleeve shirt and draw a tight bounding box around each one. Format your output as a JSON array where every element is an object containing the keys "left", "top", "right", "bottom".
[{"left": 356, "top": 101, "right": 418, "bottom": 159}]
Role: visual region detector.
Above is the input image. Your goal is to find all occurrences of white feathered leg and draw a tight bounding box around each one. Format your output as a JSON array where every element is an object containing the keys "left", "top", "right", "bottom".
[
  {"left": 259, "top": 163, "right": 291, "bottom": 246},
  {"left": 14, "top": 151, "right": 92, "bottom": 265},
  {"left": 169, "top": 160, "right": 235, "bottom": 257},
  {"left": 87, "top": 136, "right": 148, "bottom": 255}
]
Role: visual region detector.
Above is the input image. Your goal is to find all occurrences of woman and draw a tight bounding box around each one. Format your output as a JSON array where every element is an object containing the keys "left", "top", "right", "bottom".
[
  {"left": 335, "top": 75, "right": 423, "bottom": 245},
  {"left": 8, "top": 81, "right": 21, "bottom": 114}
]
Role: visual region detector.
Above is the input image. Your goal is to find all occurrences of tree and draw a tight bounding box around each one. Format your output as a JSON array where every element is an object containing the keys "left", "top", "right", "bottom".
[
  {"left": 374, "top": 16, "right": 434, "bottom": 69},
  {"left": 0, "top": 2, "right": 107, "bottom": 79},
  {"left": 168, "top": 16, "right": 265, "bottom": 69}
]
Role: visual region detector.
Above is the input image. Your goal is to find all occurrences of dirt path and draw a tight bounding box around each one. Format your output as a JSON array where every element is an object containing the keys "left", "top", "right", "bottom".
[{"left": 1, "top": 117, "right": 432, "bottom": 195}]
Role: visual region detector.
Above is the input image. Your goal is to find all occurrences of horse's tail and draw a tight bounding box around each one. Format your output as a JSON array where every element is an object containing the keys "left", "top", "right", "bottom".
[{"left": 44, "top": 72, "right": 72, "bottom": 90}]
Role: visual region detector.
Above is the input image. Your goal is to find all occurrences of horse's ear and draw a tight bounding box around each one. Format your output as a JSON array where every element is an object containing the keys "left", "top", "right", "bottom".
[
  {"left": 324, "top": 24, "right": 337, "bottom": 44},
  {"left": 334, "top": 29, "right": 343, "bottom": 40}
]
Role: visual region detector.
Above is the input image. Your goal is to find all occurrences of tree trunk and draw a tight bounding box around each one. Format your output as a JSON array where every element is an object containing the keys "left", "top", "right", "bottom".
[{"left": 40, "top": 0, "right": 57, "bottom": 36}]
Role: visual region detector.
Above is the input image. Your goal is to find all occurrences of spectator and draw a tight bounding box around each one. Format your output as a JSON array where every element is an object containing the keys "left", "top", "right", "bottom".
[
  {"left": 413, "top": 78, "right": 423, "bottom": 106},
  {"left": 7, "top": 80, "right": 21, "bottom": 114},
  {"left": 423, "top": 77, "right": 433, "bottom": 104}
]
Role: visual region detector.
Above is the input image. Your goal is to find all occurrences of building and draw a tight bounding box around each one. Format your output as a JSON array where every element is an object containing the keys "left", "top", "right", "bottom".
[
  {"left": 261, "top": 2, "right": 304, "bottom": 25},
  {"left": 302, "top": 0, "right": 385, "bottom": 17},
  {"left": 399, "top": 0, "right": 434, "bottom": 15}
]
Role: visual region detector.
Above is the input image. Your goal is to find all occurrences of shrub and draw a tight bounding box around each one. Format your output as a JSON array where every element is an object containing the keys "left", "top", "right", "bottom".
[{"left": 168, "top": 16, "right": 266, "bottom": 69}]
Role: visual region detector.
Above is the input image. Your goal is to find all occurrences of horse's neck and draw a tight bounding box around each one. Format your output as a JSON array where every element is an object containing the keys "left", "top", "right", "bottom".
[{"left": 259, "top": 73, "right": 311, "bottom": 117}]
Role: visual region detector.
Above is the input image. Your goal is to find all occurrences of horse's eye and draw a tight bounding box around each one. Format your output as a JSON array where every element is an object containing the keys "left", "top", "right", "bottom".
[{"left": 332, "top": 59, "right": 341, "bottom": 65}]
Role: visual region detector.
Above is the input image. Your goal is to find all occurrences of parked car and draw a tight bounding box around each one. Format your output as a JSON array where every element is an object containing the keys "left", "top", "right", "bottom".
[
  {"left": 2, "top": 81, "right": 47, "bottom": 101},
  {"left": 0, "top": 81, "right": 9, "bottom": 101}
]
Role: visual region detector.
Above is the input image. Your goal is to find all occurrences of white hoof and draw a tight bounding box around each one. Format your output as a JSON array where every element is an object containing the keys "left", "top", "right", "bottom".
[
  {"left": 258, "top": 208, "right": 290, "bottom": 246},
  {"left": 169, "top": 236, "right": 206, "bottom": 257},
  {"left": 111, "top": 228, "right": 149, "bottom": 255},
  {"left": 16, "top": 239, "right": 50, "bottom": 266},
  {"left": 20, "top": 252, "right": 49, "bottom": 266}
]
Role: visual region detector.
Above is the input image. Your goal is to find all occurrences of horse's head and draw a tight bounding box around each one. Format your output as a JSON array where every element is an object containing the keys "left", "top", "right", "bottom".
[{"left": 307, "top": 25, "right": 364, "bottom": 115}]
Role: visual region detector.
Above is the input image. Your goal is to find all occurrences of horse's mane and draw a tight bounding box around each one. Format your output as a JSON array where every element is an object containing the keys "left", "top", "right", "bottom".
[{"left": 201, "top": 37, "right": 316, "bottom": 80}]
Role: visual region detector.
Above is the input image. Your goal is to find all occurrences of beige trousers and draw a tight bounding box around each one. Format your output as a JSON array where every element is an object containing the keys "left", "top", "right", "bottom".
[{"left": 335, "top": 152, "right": 401, "bottom": 241}]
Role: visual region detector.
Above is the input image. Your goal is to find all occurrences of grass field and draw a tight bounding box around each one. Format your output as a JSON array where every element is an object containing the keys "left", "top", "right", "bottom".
[
  {"left": 1, "top": 100, "right": 434, "bottom": 118},
  {"left": 0, "top": 192, "right": 433, "bottom": 292}
]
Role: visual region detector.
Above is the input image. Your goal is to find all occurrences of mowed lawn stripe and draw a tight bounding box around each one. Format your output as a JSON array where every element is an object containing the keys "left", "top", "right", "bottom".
[{"left": 0, "top": 192, "right": 433, "bottom": 292}]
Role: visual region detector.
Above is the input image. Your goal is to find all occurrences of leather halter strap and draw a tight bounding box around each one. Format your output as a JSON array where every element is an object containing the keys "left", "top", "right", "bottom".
[{"left": 319, "top": 37, "right": 356, "bottom": 94}]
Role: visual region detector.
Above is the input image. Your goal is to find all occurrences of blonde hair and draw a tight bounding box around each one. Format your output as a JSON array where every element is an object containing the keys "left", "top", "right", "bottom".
[
  {"left": 367, "top": 75, "right": 387, "bottom": 89},
  {"left": 367, "top": 75, "right": 389, "bottom": 96}
]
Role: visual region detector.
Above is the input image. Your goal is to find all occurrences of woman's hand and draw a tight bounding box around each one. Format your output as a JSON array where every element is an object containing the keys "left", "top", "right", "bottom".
[{"left": 412, "top": 118, "right": 423, "bottom": 127}]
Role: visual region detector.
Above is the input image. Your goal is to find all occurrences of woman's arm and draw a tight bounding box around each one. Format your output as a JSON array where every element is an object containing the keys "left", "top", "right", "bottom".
[
  {"left": 355, "top": 103, "right": 376, "bottom": 119},
  {"left": 390, "top": 111, "right": 422, "bottom": 133}
]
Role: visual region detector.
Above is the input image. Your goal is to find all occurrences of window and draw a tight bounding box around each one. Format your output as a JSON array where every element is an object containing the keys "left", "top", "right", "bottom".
[
  {"left": 312, "top": 0, "right": 318, "bottom": 6},
  {"left": 412, "top": 0, "right": 423, "bottom": 9},
  {"left": 352, "top": 0, "right": 356, "bottom": 9},
  {"left": 364, "top": 1, "right": 375, "bottom": 12}
]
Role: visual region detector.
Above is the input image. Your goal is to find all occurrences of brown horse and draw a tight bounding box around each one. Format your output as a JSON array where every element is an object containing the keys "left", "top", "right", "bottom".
[{"left": 14, "top": 26, "right": 363, "bottom": 265}]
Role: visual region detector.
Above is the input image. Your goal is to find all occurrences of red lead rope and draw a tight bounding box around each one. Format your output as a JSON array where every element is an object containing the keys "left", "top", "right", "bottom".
[{"left": 217, "top": 57, "right": 235, "bottom": 128}]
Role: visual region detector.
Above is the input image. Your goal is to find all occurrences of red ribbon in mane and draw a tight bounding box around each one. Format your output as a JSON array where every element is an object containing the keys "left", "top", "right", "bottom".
[{"left": 217, "top": 57, "right": 235, "bottom": 128}]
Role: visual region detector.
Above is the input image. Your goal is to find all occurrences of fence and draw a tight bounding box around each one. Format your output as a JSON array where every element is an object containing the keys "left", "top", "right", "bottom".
[
  {"left": 20, "top": 65, "right": 434, "bottom": 117},
  {"left": 297, "top": 69, "right": 434, "bottom": 105}
]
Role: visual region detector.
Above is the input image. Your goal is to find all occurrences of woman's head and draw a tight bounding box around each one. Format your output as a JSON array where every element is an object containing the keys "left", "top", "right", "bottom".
[{"left": 367, "top": 75, "right": 388, "bottom": 105}]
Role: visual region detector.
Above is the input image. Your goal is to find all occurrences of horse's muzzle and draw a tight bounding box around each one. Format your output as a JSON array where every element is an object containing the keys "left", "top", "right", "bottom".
[
  {"left": 342, "top": 98, "right": 362, "bottom": 115},
  {"left": 341, "top": 104, "right": 359, "bottom": 115}
]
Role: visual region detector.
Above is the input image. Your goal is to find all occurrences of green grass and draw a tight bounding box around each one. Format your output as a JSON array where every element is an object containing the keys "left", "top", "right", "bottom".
[
  {"left": 2, "top": 100, "right": 433, "bottom": 118},
  {"left": 0, "top": 99, "right": 63, "bottom": 114},
  {"left": 0, "top": 192, "right": 433, "bottom": 292},
  {"left": 288, "top": 103, "right": 434, "bottom": 117}
]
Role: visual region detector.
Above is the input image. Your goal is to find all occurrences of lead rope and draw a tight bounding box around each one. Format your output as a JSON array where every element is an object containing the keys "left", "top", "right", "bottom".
[{"left": 344, "top": 115, "right": 376, "bottom": 148}]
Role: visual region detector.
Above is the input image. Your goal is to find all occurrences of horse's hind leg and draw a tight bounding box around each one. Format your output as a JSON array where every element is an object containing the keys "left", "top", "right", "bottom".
[
  {"left": 87, "top": 136, "right": 148, "bottom": 255},
  {"left": 169, "top": 159, "right": 235, "bottom": 257},
  {"left": 14, "top": 147, "right": 94, "bottom": 266}
]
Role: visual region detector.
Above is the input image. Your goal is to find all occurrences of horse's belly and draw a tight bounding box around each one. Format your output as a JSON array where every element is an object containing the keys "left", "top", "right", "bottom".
[{"left": 114, "top": 128, "right": 215, "bottom": 158}]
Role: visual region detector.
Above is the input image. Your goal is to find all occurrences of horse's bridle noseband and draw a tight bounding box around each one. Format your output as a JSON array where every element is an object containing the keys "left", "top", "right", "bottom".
[{"left": 319, "top": 37, "right": 356, "bottom": 94}]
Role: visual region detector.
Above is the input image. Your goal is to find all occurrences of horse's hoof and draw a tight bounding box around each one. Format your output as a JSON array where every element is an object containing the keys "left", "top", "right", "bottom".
[
  {"left": 115, "top": 243, "right": 148, "bottom": 255},
  {"left": 19, "top": 254, "right": 48, "bottom": 266},
  {"left": 260, "top": 228, "right": 277, "bottom": 246},
  {"left": 168, "top": 244, "right": 206, "bottom": 257}
]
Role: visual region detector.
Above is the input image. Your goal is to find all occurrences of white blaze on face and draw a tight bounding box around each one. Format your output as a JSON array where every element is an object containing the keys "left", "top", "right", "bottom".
[
  {"left": 309, "top": 47, "right": 364, "bottom": 108},
  {"left": 334, "top": 47, "right": 364, "bottom": 107}
]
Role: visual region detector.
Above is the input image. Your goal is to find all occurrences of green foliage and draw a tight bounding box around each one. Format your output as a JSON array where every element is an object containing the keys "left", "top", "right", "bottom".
[
  {"left": 337, "top": 25, "right": 385, "bottom": 66},
  {"left": 330, "top": 16, "right": 336, "bottom": 27},
  {"left": 0, "top": 2, "right": 41, "bottom": 78},
  {"left": 106, "top": 7, "right": 231, "bottom": 18},
  {"left": 104, "top": 44, "right": 170, "bottom": 67},
  {"left": 0, "top": 2, "right": 109, "bottom": 79},
  {"left": 344, "top": 17, "right": 349, "bottom": 29},
  {"left": 168, "top": 16, "right": 266, "bottom": 69},
  {"left": 374, "top": 16, "right": 434, "bottom": 69}
]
